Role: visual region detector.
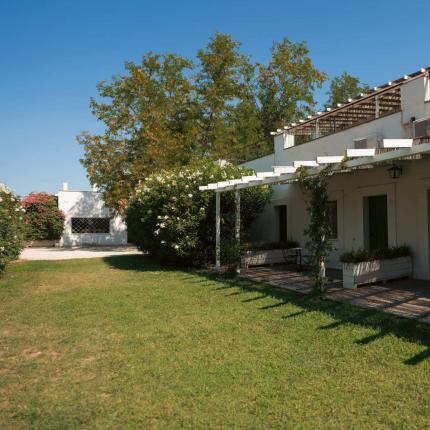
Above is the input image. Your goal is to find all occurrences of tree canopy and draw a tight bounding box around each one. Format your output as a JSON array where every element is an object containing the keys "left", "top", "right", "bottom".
[
  {"left": 325, "top": 72, "right": 369, "bottom": 108},
  {"left": 79, "top": 33, "right": 364, "bottom": 208}
]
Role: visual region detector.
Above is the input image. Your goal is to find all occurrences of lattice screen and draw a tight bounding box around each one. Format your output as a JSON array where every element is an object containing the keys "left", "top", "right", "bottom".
[{"left": 71, "top": 218, "right": 110, "bottom": 234}]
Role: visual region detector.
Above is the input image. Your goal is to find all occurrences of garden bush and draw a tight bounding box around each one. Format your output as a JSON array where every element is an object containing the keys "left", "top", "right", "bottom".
[
  {"left": 126, "top": 160, "right": 271, "bottom": 266},
  {"left": 244, "top": 240, "right": 299, "bottom": 252},
  {"left": 0, "top": 184, "right": 26, "bottom": 275},
  {"left": 21, "top": 193, "right": 65, "bottom": 241},
  {"left": 340, "top": 246, "right": 411, "bottom": 264}
]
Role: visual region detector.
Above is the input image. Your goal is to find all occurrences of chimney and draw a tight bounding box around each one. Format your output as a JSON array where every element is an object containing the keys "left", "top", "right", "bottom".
[{"left": 62, "top": 181, "right": 69, "bottom": 191}]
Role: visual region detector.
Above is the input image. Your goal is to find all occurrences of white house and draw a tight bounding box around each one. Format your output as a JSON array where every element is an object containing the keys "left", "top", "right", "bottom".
[
  {"left": 200, "top": 67, "right": 430, "bottom": 280},
  {"left": 57, "top": 182, "right": 127, "bottom": 247}
]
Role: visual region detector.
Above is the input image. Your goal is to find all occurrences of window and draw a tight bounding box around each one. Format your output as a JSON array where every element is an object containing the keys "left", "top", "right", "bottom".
[
  {"left": 327, "top": 201, "right": 338, "bottom": 239},
  {"left": 71, "top": 218, "right": 110, "bottom": 234}
]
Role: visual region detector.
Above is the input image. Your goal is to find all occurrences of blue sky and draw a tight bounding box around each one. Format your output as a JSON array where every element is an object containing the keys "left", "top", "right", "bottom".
[{"left": 1, "top": 0, "right": 429, "bottom": 196}]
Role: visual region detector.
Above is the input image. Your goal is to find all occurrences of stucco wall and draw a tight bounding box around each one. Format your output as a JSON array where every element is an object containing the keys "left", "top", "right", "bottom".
[
  {"left": 239, "top": 76, "right": 430, "bottom": 279},
  {"left": 58, "top": 191, "right": 127, "bottom": 247}
]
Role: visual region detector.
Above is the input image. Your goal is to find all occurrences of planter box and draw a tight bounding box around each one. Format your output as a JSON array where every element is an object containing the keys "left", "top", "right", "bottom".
[
  {"left": 342, "top": 256, "right": 412, "bottom": 289},
  {"left": 241, "top": 248, "right": 299, "bottom": 268}
]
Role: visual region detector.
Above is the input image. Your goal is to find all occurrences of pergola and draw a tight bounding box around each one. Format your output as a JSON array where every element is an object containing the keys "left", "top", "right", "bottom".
[
  {"left": 271, "top": 67, "right": 430, "bottom": 144},
  {"left": 199, "top": 140, "right": 430, "bottom": 271}
]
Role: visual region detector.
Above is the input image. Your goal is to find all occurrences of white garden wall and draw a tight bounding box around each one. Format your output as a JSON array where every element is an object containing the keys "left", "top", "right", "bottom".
[{"left": 58, "top": 190, "right": 127, "bottom": 247}]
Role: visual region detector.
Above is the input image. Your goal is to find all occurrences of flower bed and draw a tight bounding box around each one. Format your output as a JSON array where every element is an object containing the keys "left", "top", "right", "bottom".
[
  {"left": 21, "top": 193, "right": 64, "bottom": 241},
  {"left": 340, "top": 247, "right": 412, "bottom": 289}
]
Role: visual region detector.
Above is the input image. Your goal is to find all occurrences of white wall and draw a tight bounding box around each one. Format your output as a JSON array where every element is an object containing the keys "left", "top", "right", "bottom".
[
  {"left": 240, "top": 76, "right": 430, "bottom": 279},
  {"left": 58, "top": 191, "right": 127, "bottom": 247}
]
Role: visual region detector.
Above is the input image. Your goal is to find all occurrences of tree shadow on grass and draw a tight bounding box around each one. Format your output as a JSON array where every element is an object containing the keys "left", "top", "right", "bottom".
[
  {"left": 102, "top": 254, "right": 185, "bottom": 273},
  {"left": 99, "top": 257, "right": 430, "bottom": 365},
  {"left": 197, "top": 270, "right": 430, "bottom": 366}
]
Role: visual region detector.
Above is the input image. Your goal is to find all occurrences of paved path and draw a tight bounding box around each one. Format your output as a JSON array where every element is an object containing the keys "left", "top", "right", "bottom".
[
  {"left": 20, "top": 246, "right": 141, "bottom": 261},
  {"left": 241, "top": 265, "right": 430, "bottom": 324}
]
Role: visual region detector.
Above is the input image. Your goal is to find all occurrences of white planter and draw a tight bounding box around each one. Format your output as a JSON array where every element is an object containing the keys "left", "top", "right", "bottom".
[
  {"left": 241, "top": 249, "right": 299, "bottom": 268},
  {"left": 342, "top": 256, "right": 412, "bottom": 289}
]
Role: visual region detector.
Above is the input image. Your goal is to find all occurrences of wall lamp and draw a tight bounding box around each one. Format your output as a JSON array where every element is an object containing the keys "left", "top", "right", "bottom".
[{"left": 387, "top": 163, "right": 403, "bottom": 179}]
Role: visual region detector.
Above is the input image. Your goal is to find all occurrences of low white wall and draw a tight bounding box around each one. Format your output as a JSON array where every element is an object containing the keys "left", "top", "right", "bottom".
[{"left": 58, "top": 191, "right": 127, "bottom": 247}]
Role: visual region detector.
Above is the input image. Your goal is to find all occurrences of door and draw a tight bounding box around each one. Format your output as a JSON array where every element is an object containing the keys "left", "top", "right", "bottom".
[
  {"left": 277, "top": 205, "right": 287, "bottom": 242},
  {"left": 428, "top": 190, "right": 430, "bottom": 278},
  {"left": 364, "top": 195, "right": 388, "bottom": 251}
]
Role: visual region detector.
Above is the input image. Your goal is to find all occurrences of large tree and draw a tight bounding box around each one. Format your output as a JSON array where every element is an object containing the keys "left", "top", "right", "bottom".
[
  {"left": 79, "top": 34, "right": 328, "bottom": 207},
  {"left": 195, "top": 33, "right": 262, "bottom": 163},
  {"left": 325, "top": 72, "right": 369, "bottom": 108},
  {"left": 78, "top": 53, "right": 198, "bottom": 208},
  {"left": 257, "top": 38, "right": 327, "bottom": 145}
]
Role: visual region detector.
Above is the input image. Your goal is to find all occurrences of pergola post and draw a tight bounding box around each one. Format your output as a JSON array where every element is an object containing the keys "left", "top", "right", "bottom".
[
  {"left": 235, "top": 189, "right": 241, "bottom": 274},
  {"left": 215, "top": 191, "right": 221, "bottom": 271},
  {"left": 375, "top": 95, "right": 380, "bottom": 119},
  {"left": 315, "top": 119, "right": 320, "bottom": 139}
]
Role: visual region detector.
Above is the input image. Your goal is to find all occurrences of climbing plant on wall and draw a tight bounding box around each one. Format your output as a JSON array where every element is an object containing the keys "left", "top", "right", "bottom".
[{"left": 297, "top": 165, "right": 333, "bottom": 293}]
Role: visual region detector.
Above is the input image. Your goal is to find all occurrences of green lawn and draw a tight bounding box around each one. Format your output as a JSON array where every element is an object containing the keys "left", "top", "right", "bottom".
[{"left": 1, "top": 256, "right": 430, "bottom": 429}]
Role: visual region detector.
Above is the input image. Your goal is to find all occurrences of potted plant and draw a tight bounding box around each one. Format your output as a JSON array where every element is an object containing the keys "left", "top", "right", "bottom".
[
  {"left": 241, "top": 240, "right": 300, "bottom": 268},
  {"left": 340, "top": 246, "right": 412, "bottom": 289}
]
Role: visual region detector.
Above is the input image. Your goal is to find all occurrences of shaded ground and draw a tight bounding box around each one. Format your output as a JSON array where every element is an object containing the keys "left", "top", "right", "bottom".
[
  {"left": 20, "top": 245, "right": 140, "bottom": 260},
  {"left": 242, "top": 264, "right": 430, "bottom": 323},
  {"left": 1, "top": 255, "right": 430, "bottom": 429}
]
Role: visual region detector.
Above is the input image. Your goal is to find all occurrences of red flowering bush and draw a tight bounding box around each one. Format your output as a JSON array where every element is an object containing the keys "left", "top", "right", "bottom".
[
  {"left": 21, "top": 193, "right": 65, "bottom": 241},
  {"left": 0, "top": 184, "right": 26, "bottom": 275}
]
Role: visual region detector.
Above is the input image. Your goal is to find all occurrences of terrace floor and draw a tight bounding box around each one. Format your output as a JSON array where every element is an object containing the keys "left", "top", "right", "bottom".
[{"left": 240, "top": 265, "right": 430, "bottom": 324}]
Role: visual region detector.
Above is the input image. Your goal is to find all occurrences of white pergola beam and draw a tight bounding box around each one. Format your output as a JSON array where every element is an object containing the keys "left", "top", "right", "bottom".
[
  {"left": 293, "top": 160, "right": 319, "bottom": 168},
  {"left": 382, "top": 139, "right": 413, "bottom": 148},
  {"left": 273, "top": 166, "right": 296, "bottom": 174},
  {"left": 346, "top": 148, "right": 376, "bottom": 157},
  {"left": 316, "top": 156, "right": 344, "bottom": 164},
  {"left": 228, "top": 179, "right": 243, "bottom": 185},
  {"left": 256, "top": 172, "right": 279, "bottom": 178},
  {"left": 199, "top": 142, "right": 430, "bottom": 193}
]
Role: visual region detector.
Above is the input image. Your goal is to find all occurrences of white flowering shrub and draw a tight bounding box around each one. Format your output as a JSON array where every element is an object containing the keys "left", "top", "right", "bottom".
[
  {"left": 126, "top": 160, "right": 271, "bottom": 266},
  {"left": 0, "top": 184, "right": 26, "bottom": 275}
]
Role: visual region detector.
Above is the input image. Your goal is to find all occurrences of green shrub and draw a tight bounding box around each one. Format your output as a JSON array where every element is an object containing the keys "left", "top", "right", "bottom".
[
  {"left": 340, "top": 246, "right": 411, "bottom": 264},
  {"left": 0, "top": 184, "right": 26, "bottom": 275},
  {"left": 21, "top": 193, "right": 65, "bottom": 241},
  {"left": 244, "top": 240, "right": 299, "bottom": 252},
  {"left": 126, "top": 160, "right": 271, "bottom": 267}
]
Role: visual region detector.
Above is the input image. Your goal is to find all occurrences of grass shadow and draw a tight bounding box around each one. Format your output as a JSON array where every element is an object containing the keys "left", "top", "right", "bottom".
[
  {"left": 102, "top": 254, "right": 186, "bottom": 273},
  {"left": 100, "top": 257, "right": 430, "bottom": 365},
  {"left": 197, "top": 270, "right": 430, "bottom": 366}
]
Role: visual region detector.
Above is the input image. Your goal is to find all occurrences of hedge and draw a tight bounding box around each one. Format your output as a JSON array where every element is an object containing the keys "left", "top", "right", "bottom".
[
  {"left": 340, "top": 246, "right": 411, "bottom": 264},
  {"left": 0, "top": 184, "right": 25, "bottom": 275},
  {"left": 126, "top": 160, "right": 271, "bottom": 267}
]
